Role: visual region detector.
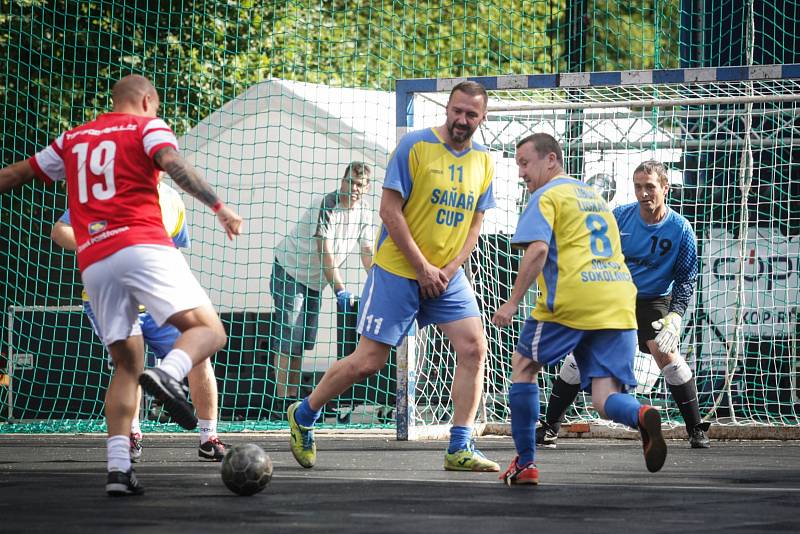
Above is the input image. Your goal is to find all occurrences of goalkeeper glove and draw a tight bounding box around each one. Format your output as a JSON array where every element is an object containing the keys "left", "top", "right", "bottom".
[
  {"left": 336, "top": 289, "right": 354, "bottom": 312},
  {"left": 651, "top": 312, "right": 682, "bottom": 354}
]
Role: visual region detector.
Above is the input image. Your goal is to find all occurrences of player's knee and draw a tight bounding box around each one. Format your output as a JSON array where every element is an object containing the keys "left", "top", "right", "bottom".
[
  {"left": 458, "top": 338, "right": 487, "bottom": 368},
  {"left": 349, "top": 357, "right": 383, "bottom": 380},
  {"left": 559, "top": 354, "right": 581, "bottom": 385},
  {"left": 662, "top": 357, "right": 692, "bottom": 386},
  {"left": 212, "top": 329, "right": 227, "bottom": 352}
]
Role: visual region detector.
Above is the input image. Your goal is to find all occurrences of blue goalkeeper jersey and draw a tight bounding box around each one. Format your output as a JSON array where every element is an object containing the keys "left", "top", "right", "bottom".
[{"left": 613, "top": 202, "right": 698, "bottom": 315}]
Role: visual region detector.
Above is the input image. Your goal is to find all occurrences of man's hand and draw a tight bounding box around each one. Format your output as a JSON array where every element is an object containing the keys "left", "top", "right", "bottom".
[
  {"left": 651, "top": 312, "right": 682, "bottom": 354},
  {"left": 491, "top": 301, "right": 519, "bottom": 327},
  {"left": 336, "top": 289, "right": 354, "bottom": 311},
  {"left": 416, "top": 262, "right": 449, "bottom": 299},
  {"left": 215, "top": 205, "right": 243, "bottom": 240}
]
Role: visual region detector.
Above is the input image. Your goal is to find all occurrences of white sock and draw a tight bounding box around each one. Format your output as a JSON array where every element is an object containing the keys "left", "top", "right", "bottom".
[
  {"left": 107, "top": 435, "right": 131, "bottom": 473},
  {"left": 130, "top": 417, "right": 142, "bottom": 436},
  {"left": 198, "top": 419, "right": 217, "bottom": 444},
  {"left": 158, "top": 349, "right": 193, "bottom": 382}
]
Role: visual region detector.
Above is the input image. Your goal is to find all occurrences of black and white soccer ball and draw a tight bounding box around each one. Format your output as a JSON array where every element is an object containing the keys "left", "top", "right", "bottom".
[{"left": 220, "top": 443, "right": 273, "bottom": 496}]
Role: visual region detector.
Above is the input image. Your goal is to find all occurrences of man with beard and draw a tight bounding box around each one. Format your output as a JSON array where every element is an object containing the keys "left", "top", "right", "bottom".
[{"left": 287, "top": 81, "right": 500, "bottom": 473}]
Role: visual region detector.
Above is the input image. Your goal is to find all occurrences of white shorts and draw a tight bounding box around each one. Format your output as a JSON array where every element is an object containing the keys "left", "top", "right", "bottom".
[{"left": 81, "top": 245, "right": 212, "bottom": 346}]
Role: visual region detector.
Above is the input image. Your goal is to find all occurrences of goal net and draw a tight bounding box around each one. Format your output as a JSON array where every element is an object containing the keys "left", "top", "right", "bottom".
[{"left": 396, "top": 65, "right": 800, "bottom": 439}]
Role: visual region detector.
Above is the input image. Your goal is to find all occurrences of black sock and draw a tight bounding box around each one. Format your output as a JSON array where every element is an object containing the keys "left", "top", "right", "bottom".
[
  {"left": 667, "top": 378, "right": 702, "bottom": 432},
  {"left": 545, "top": 377, "right": 581, "bottom": 433}
]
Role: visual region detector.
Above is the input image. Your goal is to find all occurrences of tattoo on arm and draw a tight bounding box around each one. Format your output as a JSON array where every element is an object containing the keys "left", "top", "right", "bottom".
[{"left": 155, "top": 147, "right": 220, "bottom": 209}]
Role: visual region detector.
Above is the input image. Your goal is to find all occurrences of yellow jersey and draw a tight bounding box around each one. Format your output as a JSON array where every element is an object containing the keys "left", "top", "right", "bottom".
[
  {"left": 374, "top": 128, "right": 495, "bottom": 278},
  {"left": 511, "top": 176, "right": 637, "bottom": 329}
]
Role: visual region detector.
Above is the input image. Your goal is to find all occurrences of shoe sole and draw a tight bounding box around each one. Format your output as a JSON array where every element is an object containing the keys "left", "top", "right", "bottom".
[
  {"left": 505, "top": 477, "right": 539, "bottom": 486},
  {"left": 537, "top": 442, "right": 557, "bottom": 449},
  {"left": 106, "top": 484, "right": 144, "bottom": 496},
  {"left": 287, "top": 403, "right": 316, "bottom": 468},
  {"left": 641, "top": 408, "right": 667, "bottom": 473},
  {"left": 444, "top": 461, "right": 501, "bottom": 472},
  {"left": 198, "top": 452, "right": 224, "bottom": 462},
  {"left": 139, "top": 372, "right": 198, "bottom": 431}
]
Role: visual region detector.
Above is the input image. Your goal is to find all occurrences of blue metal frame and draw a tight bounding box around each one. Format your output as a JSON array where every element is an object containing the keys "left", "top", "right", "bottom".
[{"left": 396, "top": 63, "right": 800, "bottom": 128}]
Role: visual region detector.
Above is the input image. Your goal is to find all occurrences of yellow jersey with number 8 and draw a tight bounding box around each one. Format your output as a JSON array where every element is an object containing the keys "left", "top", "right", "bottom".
[{"left": 511, "top": 176, "right": 637, "bottom": 329}]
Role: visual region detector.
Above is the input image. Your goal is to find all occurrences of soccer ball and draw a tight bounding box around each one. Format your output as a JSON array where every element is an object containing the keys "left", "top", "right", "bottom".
[{"left": 220, "top": 443, "right": 273, "bottom": 496}]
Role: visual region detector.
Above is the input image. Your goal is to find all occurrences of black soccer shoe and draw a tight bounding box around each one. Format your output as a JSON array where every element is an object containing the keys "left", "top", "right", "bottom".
[
  {"left": 535, "top": 422, "right": 559, "bottom": 449},
  {"left": 689, "top": 422, "right": 711, "bottom": 449},
  {"left": 106, "top": 468, "right": 144, "bottom": 497},
  {"left": 199, "top": 436, "right": 228, "bottom": 462},
  {"left": 139, "top": 368, "right": 198, "bottom": 430}
]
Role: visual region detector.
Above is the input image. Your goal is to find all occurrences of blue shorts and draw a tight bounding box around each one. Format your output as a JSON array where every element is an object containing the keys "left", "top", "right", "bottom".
[
  {"left": 138, "top": 313, "right": 180, "bottom": 359},
  {"left": 356, "top": 265, "right": 481, "bottom": 347},
  {"left": 516, "top": 318, "right": 637, "bottom": 391},
  {"left": 84, "top": 301, "right": 179, "bottom": 367},
  {"left": 269, "top": 261, "right": 321, "bottom": 356}
]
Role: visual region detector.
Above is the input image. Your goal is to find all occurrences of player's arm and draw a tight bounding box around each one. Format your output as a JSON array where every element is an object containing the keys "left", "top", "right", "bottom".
[
  {"left": 379, "top": 187, "right": 447, "bottom": 299},
  {"left": 317, "top": 236, "right": 345, "bottom": 294},
  {"left": 442, "top": 210, "right": 484, "bottom": 280},
  {"left": 359, "top": 241, "right": 373, "bottom": 271},
  {"left": 652, "top": 225, "right": 698, "bottom": 353},
  {"left": 669, "top": 227, "right": 698, "bottom": 316},
  {"left": 491, "top": 241, "right": 548, "bottom": 327},
  {"left": 51, "top": 220, "right": 78, "bottom": 251},
  {"left": 0, "top": 160, "right": 37, "bottom": 194},
  {"left": 154, "top": 146, "right": 243, "bottom": 240}
]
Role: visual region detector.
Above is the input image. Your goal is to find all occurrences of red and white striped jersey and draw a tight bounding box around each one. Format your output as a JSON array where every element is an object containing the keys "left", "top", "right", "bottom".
[{"left": 29, "top": 112, "right": 180, "bottom": 271}]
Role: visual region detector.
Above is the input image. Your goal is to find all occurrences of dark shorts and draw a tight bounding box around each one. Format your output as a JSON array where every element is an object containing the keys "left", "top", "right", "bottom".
[
  {"left": 636, "top": 296, "right": 671, "bottom": 353},
  {"left": 269, "top": 261, "right": 322, "bottom": 356}
]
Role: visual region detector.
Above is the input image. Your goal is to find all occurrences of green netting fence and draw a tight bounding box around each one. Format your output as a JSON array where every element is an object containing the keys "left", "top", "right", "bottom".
[{"left": 1, "top": 0, "right": 798, "bottom": 434}]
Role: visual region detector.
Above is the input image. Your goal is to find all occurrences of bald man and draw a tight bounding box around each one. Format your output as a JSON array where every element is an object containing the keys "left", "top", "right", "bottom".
[{"left": 0, "top": 74, "right": 243, "bottom": 496}]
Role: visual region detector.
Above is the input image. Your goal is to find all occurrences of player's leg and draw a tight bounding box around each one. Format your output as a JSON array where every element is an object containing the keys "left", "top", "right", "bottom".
[
  {"left": 141, "top": 312, "right": 227, "bottom": 460},
  {"left": 647, "top": 340, "right": 710, "bottom": 448},
  {"left": 637, "top": 298, "right": 710, "bottom": 448},
  {"left": 269, "top": 262, "right": 314, "bottom": 403},
  {"left": 82, "top": 256, "right": 146, "bottom": 495},
  {"left": 139, "top": 303, "right": 225, "bottom": 430},
  {"left": 105, "top": 336, "right": 146, "bottom": 496},
  {"left": 129, "top": 387, "right": 143, "bottom": 463},
  {"left": 287, "top": 265, "right": 416, "bottom": 468},
  {"left": 287, "top": 336, "right": 392, "bottom": 468},
  {"left": 187, "top": 359, "right": 228, "bottom": 461},
  {"left": 537, "top": 353, "right": 581, "bottom": 448},
  {"left": 499, "top": 351, "right": 542, "bottom": 485},
  {"left": 581, "top": 329, "right": 667, "bottom": 473},
  {"left": 86, "top": 299, "right": 144, "bottom": 462},
  {"left": 127, "top": 246, "right": 223, "bottom": 430},
  {"left": 499, "top": 318, "right": 578, "bottom": 485},
  {"left": 418, "top": 269, "right": 497, "bottom": 471},
  {"left": 436, "top": 315, "right": 499, "bottom": 472}
]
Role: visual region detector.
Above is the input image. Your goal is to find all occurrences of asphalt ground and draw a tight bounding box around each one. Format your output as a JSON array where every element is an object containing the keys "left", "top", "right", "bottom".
[{"left": 1, "top": 433, "right": 799, "bottom": 533}]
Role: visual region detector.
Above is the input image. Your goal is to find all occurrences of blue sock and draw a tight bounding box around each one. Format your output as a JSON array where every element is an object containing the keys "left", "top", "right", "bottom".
[
  {"left": 448, "top": 425, "right": 472, "bottom": 454},
  {"left": 294, "top": 398, "right": 322, "bottom": 428},
  {"left": 603, "top": 392, "right": 641, "bottom": 428},
  {"left": 509, "top": 382, "right": 539, "bottom": 465}
]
